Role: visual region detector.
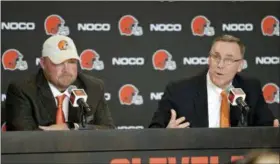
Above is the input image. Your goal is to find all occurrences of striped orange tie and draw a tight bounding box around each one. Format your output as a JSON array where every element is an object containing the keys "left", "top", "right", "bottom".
[
  {"left": 220, "top": 90, "right": 230, "bottom": 127},
  {"left": 56, "top": 94, "right": 66, "bottom": 124}
]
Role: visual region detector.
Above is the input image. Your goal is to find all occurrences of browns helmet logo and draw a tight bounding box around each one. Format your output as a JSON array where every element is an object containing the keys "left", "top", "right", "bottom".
[
  {"left": 118, "top": 15, "right": 143, "bottom": 36},
  {"left": 191, "top": 15, "right": 215, "bottom": 36},
  {"left": 1, "top": 122, "right": 6, "bottom": 132},
  {"left": 262, "top": 83, "right": 279, "bottom": 104},
  {"left": 261, "top": 15, "right": 280, "bottom": 36},
  {"left": 44, "top": 14, "right": 70, "bottom": 36},
  {"left": 2, "top": 49, "right": 28, "bottom": 71},
  {"left": 119, "top": 84, "right": 143, "bottom": 105},
  {"left": 152, "top": 49, "right": 176, "bottom": 71},
  {"left": 80, "top": 49, "right": 104, "bottom": 71},
  {"left": 58, "top": 40, "right": 68, "bottom": 50}
]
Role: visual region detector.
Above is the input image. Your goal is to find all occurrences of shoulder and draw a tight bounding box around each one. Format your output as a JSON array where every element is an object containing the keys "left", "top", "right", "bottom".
[
  {"left": 7, "top": 73, "right": 37, "bottom": 93},
  {"left": 165, "top": 72, "right": 206, "bottom": 94},
  {"left": 235, "top": 73, "right": 262, "bottom": 89},
  {"left": 78, "top": 72, "right": 105, "bottom": 89}
]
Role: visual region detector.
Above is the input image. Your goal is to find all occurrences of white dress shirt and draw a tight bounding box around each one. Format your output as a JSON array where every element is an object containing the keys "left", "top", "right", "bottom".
[{"left": 206, "top": 72, "right": 231, "bottom": 128}]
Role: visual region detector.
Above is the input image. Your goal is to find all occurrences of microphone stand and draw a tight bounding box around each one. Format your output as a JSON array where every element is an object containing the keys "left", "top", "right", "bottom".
[
  {"left": 235, "top": 97, "right": 250, "bottom": 127},
  {"left": 237, "top": 105, "right": 249, "bottom": 127},
  {"left": 79, "top": 104, "right": 93, "bottom": 128},
  {"left": 80, "top": 106, "right": 86, "bottom": 128},
  {"left": 239, "top": 109, "right": 248, "bottom": 127}
]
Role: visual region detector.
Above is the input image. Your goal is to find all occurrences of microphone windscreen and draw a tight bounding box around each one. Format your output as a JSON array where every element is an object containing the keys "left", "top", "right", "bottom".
[{"left": 67, "top": 85, "right": 77, "bottom": 94}]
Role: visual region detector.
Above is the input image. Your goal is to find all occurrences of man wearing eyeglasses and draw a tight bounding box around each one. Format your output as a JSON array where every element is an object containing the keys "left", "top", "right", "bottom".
[{"left": 149, "top": 34, "right": 275, "bottom": 128}]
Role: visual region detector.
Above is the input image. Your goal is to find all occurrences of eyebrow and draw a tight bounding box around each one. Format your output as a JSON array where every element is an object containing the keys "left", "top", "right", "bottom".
[
  {"left": 211, "top": 51, "right": 220, "bottom": 55},
  {"left": 211, "top": 52, "right": 235, "bottom": 58},
  {"left": 225, "top": 54, "right": 234, "bottom": 57},
  {"left": 212, "top": 51, "right": 233, "bottom": 56}
]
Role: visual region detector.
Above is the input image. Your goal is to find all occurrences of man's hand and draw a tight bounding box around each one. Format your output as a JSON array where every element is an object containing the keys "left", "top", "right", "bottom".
[
  {"left": 39, "top": 123, "right": 69, "bottom": 131},
  {"left": 273, "top": 119, "right": 279, "bottom": 127},
  {"left": 166, "top": 109, "right": 190, "bottom": 128}
]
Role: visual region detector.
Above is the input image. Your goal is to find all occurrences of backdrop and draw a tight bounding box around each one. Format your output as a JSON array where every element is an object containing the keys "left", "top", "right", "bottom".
[{"left": 1, "top": 1, "right": 280, "bottom": 129}]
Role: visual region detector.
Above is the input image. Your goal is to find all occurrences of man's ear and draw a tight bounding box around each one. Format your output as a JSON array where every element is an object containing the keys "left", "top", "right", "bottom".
[
  {"left": 237, "top": 60, "right": 245, "bottom": 72},
  {"left": 39, "top": 57, "right": 45, "bottom": 69}
]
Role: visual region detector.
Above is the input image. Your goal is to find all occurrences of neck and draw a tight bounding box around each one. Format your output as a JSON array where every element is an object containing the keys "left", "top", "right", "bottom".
[{"left": 59, "top": 89, "right": 66, "bottom": 92}]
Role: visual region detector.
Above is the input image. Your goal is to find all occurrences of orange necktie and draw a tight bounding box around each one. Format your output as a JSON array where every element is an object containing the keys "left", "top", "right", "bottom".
[
  {"left": 56, "top": 94, "right": 66, "bottom": 124},
  {"left": 220, "top": 91, "right": 230, "bottom": 127}
]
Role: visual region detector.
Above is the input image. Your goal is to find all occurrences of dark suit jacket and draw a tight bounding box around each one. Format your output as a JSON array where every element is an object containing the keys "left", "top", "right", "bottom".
[
  {"left": 149, "top": 70, "right": 274, "bottom": 128},
  {"left": 6, "top": 69, "right": 115, "bottom": 131}
]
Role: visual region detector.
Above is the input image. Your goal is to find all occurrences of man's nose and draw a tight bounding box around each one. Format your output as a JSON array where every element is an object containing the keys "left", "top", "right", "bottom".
[{"left": 217, "top": 59, "right": 225, "bottom": 68}]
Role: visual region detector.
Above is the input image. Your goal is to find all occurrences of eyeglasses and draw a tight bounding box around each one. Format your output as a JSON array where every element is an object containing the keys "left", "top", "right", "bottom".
[{"left": 210, "top": 53, "right": 243, "bottom": 65}]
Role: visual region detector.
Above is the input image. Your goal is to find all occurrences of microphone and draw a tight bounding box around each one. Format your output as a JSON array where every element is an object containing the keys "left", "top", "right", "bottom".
[
  {"left": 227, "top": 86, "right": 250, "bottom": 112},
  {"left": 68, "top": 85, "right": 91, "bottom": 114}
]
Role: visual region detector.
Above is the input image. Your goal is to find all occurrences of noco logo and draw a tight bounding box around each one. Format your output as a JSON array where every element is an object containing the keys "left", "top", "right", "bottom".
[
  {"left": 77, "top": 23, "right": 111, "bottom": 31},
  {"left": 183, "top": 57, "right": 208, "bottom": 65},
  {"left": 112, "top": 57, "right": 145, "bottom": 66},
  {"left": 150, "top": 92, "right": 164, "bottom": 100},
  {"left": 255, "top": 56, "right": 280, "bottom": 65},
  {"left": 1, "top": 22, "right": 35, "bottom": 30},
  {"left": 104, "top": 93, "right": 111, "bottom": 101},
  {"left": 150, "top": 24, "right": 182, "bottom": 32},
  {"left": 1, "top": 94, "right": 6, "bottom": 102},
  {"left": 222, "top": 23, "right": 253, "bottom": 31}
]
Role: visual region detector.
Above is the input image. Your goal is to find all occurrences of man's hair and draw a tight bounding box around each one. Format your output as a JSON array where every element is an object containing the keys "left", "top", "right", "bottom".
[{"left": 212, "top": 34, "right": 246, "bottom": 57}]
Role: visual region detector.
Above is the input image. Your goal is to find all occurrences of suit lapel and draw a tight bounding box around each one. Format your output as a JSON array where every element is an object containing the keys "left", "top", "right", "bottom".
[
  {"left": 67, "top": 72, "right": 99, "bottom": 123},
  {"left": 78, "top": 72, "right": 100, "bottom": 113},
  {"left": 193, "top": 72, "right": 209, "bottom": 127},
  {"left": 36, "top": 69, "right": 57, "bottom": 124}
]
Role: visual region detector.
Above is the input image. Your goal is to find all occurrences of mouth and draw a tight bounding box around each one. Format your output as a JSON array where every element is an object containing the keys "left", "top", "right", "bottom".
[
  {"left": 216, "top": 72, "right": 223, "bottom": 76},
  {"left": 61, "top": 73, "right": 73, "bottom": 77}
]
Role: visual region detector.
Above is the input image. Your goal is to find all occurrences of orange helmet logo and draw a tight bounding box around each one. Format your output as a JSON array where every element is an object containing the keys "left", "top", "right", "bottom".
[
  {"left": 262, "top": 83, "right": 279, "bottom": 104},
  {"left": 80, "top": 49, "right": 104, "bottom": 71},
  {"left": 119, "top": 84, "right": 143, "bottom": 105},
  {"left": 152, "top": 49, "right": 176, "bottom": 71},
  {"left": 1, "top": 122, "right": 6, "bottom": 132},
  {"left": 261, "top": 15, "right": 279, "bottom": 36},
  {"left": 44, "top": 14, "right": 70, "bottom": 36},
  {"left": 191, "top": 15, "right": 215, "bottom": 36},
  {"left": 118, "top": 15, "right": 143, "bottom": 36},
  {"left": 2, "top": 49, "right": 28, "bottom": 71},
  {"left": 58, "top": 40, "right": 68, "bottom": 50}
]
